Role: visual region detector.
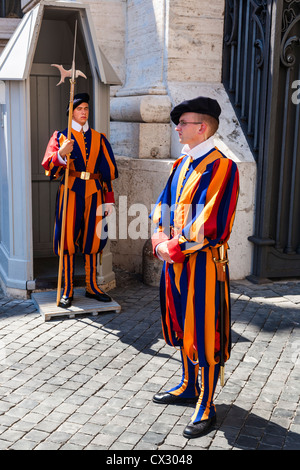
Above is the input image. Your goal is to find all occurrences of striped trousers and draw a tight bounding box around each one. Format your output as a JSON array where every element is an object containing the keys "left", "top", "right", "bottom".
[
  {"left": 62, "top": 253, "right": 105, "bottom": 298},
  {"left": 54, "top": 186, "right": 107, "bottom": 256},
  {"left": 168, "top": 348, "right": 220, "bottom": 423},
  {"left": 54, "top": 186, "right": 108, "bottom": 298}
]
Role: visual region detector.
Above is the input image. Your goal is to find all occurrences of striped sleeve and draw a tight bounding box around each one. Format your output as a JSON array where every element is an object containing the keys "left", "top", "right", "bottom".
[
  {"left": 100, "top": 134, "right": 118, "bottom": 182},
  {"left": 99, "top": 134, "right": 118, "bottom": 203},
  {"left": 41, "top": 131, "right": 67, "bottom": 180},
  {"left": 168, "top": 158, "right": 239, "bottom": 262},
  {"left": 150, "top": 157, "right": 185, "bottom": 255}
]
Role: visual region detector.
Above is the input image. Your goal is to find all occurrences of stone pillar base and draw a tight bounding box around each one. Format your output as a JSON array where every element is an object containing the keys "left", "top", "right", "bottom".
[
  {"left": 110, "top": 94, "right": 172, "bottom": 159},
  {"left": 110, "top": 121, "right": 171, "bottom": 159}
]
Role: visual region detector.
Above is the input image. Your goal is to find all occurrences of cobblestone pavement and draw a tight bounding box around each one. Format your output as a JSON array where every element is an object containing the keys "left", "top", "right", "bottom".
[{"left": 0, "top": 272, "right": 299, "bottom": 451}]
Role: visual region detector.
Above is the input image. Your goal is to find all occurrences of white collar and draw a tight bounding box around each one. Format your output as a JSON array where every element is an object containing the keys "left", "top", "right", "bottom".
[
  {"left": 182, "top": 135, "right": 215, "bottom": 160},
  {"left": 71, "top": 120, "right": 89, "bottom": 133}
]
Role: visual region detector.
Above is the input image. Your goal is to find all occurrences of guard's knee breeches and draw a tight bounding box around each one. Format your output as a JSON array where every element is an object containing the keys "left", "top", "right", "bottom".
[
  {"left": 191, "top": 363, "right": 220, "bottom": 423},
  {"left": 167, "top": 347, "right": 200, "bottom": 398}
]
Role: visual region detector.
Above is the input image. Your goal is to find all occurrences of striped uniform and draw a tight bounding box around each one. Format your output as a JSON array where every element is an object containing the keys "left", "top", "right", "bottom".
[
  {"left": 151, "top": 148, "right": 239, "bottom": 422},
  {"left": 42, "top": 126, "right": 118, "bottom": 297}
]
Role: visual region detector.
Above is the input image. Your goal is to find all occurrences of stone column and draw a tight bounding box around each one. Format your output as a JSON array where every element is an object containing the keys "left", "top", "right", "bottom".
[
  {"left": 109, "top": 0, "right": 257, "bottom": 281},
  {"left": 110, "top": 0, "right": 172, "bottom": 159}
]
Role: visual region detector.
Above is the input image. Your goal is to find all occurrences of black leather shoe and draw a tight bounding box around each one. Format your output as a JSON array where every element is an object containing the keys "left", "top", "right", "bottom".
[
  {"left": 153, "top": 392, "right": 199, "bottom": 405},
  {"left": 85, "top": 291, "right": 112, "bottom": 303},
  {"left": 59, "top": 295, "right": 73, "bottom": 309},
  {"left": 183, "top": 415, "right": 216, "bottom": 439}
]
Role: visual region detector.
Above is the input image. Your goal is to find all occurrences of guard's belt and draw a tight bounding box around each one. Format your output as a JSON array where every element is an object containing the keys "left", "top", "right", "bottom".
[{"left": 69, "top": 170, "right": 102, "bottom": 181}]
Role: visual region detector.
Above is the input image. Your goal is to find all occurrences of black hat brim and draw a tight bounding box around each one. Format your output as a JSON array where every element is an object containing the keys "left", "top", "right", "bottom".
[
  {"left": 170, "top": 96, "right": 221, "bottom": 125},
  {"left": 66, "top": 93, "right": 90, "bottom": 115}
]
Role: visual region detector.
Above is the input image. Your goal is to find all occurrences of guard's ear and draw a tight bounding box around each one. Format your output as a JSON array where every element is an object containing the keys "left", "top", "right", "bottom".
[{"left": 198, "top": 122, "right": 207, "bottom": 136}]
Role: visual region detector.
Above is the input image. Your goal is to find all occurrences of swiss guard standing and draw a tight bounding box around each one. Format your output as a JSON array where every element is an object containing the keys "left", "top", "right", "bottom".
[
  {"left": 42, "top": 93, "right": 118, "bottom": 308},
  {"left": 150, "top": 96, "right": 239, "bottom": 438}
]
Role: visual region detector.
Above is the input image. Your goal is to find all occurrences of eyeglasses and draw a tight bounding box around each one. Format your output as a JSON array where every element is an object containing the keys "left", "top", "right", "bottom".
[{"left": 177, "top": 121, "right": 203, "bottom": 127}]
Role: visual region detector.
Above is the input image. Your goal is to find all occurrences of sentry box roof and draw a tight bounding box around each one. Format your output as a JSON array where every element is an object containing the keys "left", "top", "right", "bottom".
[{"left": 0, "top": 0, "right": 121, "bottom": 85}]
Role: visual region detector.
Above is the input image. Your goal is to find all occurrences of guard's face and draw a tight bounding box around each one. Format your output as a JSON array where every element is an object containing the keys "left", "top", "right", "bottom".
[
  {"left": 72, "top": 103, "right": 89, "bottom": 126},
  {"left": 175, "top": 112, "right": 204, "bottom": 148}
]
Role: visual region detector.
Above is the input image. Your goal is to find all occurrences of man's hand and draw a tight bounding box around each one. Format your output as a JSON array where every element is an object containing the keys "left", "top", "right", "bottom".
[
  {"left": 104, "top": 203, "right": 114, "bottom": 217},
  {"left": 156, "top": 240, "right": 174, "bottom": 264},
  {"left": 59, "top": 139, "right": 74, "bottom": 157}
]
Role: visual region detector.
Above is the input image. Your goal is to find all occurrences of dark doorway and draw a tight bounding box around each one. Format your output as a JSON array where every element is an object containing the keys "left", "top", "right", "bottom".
[{"left": 30, "top": 9, "right": 93, "bottom": 288}]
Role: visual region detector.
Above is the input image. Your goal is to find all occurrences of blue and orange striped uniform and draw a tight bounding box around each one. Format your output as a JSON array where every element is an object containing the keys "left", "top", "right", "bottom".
[
  {"left": 42, "top": 126, "right": 118, "bottom": 297},
  {"left": 151, "top": 148, "right": 239, "bottom": 422}
]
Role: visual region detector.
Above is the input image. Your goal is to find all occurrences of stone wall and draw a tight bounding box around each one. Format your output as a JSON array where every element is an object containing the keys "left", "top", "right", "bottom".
[
  {"left": 13, "top": 0, "right": 256, "bottom": 282},
  {"left": 87, "top": 0, "right": 126, "bottom": 95},
  {"left": 105, "top": 0, "right": 256, "bottom": 281},
  {"left": 167, "top": 0, "right": 225, "bottom": 83}
]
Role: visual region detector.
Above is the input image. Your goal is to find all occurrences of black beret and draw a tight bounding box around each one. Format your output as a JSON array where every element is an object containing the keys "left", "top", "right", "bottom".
[
  {"left": 170, "top": 96, "right": 221, "bottom": 125},
  {"left": 66, "top": 92, "right": 90, "bottom": 115}
]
